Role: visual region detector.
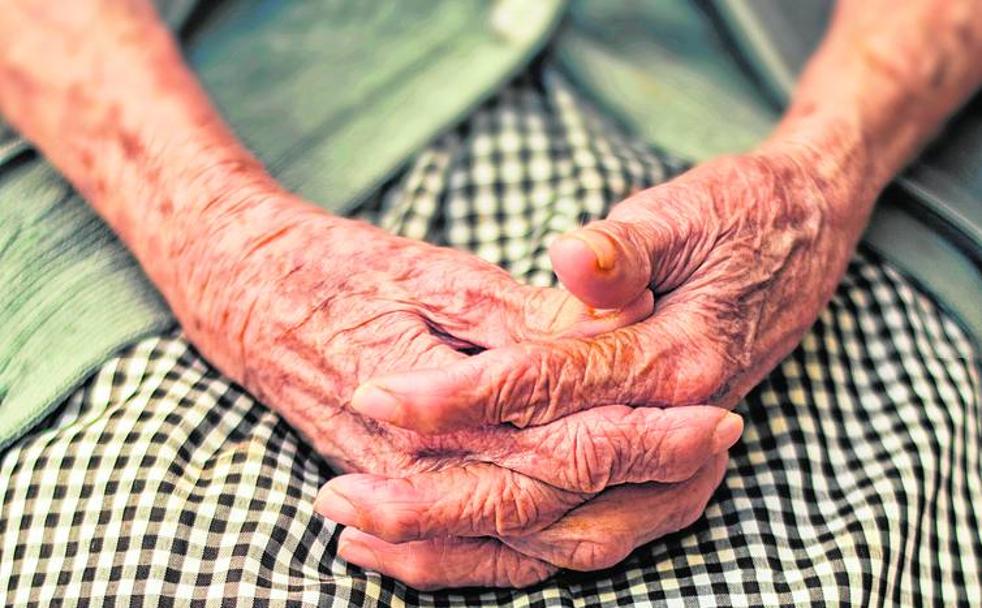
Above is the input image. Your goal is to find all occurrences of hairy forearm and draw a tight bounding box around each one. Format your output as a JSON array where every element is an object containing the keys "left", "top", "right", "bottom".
[
  {"left": 0, "top": 0, "right": 267, "bottom": 216},
  {"left": 767, "top": 0, "right": 982, "bottom": 224}
]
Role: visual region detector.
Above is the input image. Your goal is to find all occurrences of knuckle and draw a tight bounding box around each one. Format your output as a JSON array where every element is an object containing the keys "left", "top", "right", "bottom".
[
  {"left": 514, "top": 286, "right": 570, "bottom": 339},
  {"left": 492, "top": 483, "right": 542, "bottom": 536},
  {"left": 467, "top": 469, "right": 583, "bottom": 537},
  {"left": 462, "top": 471, "right": 520, "bottom": 536},
  {"left": 511, "top": 340, "right": 612, "bottom": 428},
  {"left": 456, "top": 469, "right": 531, "bottom": 537},
  {"left": 361, "top": 477, "right": 425, "bottom": 542},
  {"left": 494, "top": 347, "right": 554, "bottom": 428},
  {"left": 568, "top": 425, "right": 615, "bottom": 493},
  {"left": 531, "top": 415, "right": 613, "bottom": 492},
  {"left": 600, "top": 332, "right": 642, "bottom": 403},
  {"left": 637, "top": 408, "right": 707, "bottom": 482},
  {"left": 541, "top": 345, "right": 596, "bottom": 423},
  {"left": 480, "top": 472, "right": 572, "bottom": 537},
  {"left": 634, "top": 411, "right": 673, "bottom": 480},
  {"left": 657, "top": 436, "right": 699, "bottom": 482}
]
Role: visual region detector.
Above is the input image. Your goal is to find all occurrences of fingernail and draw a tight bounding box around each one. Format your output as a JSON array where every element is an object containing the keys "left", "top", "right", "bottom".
[
  {"left": 350, "top": 383, "right": 401, "bottom": 421},
  {"left": 314, "top": 485, "right": 361, "bottom": 527},
  {"left": 568, "top": 231, "right": 618, "bottom": 271},
  {"left": 711, "top": 412, "right": 743, "bottom": 453},
  {"left": 339, "top": 532, "right": 381, "bottom": 571}
]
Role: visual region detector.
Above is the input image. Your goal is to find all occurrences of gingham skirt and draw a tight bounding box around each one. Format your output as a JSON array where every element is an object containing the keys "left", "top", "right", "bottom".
[{"left": 2, "top": 67, "right": 980, "bottom": 607}]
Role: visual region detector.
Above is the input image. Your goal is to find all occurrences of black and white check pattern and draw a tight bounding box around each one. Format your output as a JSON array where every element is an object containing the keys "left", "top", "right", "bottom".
[{"left": 2, "top": 67, "right": 980, "bottom": 607}]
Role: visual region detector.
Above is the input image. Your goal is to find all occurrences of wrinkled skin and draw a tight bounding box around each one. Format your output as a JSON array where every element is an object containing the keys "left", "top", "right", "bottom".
[
  {"left": 171, "top": 191, "right": 742, "bottom": 588},
  {"left": 5, "top": 0, "right": 981, "bottom": 594},
  {"left": 323, "top": 455, "right": 728, "bottom": 590},
  {"left": 0, "top": 0, "right": 745, "bottom": 590},
  {"left": 329, "top": 145, "right": 858, "bottom": 587},
  {"left": 347, "top": 146, "right": 861, "bottom": 432}
]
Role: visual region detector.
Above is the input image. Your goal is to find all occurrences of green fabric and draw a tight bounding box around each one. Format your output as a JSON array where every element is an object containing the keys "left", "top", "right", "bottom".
[
  {"left": 188, "top": 0, "right": 566, "bottom": 210},
  {"left": 0, "top": 162, "right": 175, "bottom": 451},
  {"left": 0, "top": 0, "right": 564, "bottom": 450},
  {"left": 864, "top": 199, "right": 982, "bottom": 339},
  {"left": 557, "top": 0, "right": 776, "bottom": 161}
]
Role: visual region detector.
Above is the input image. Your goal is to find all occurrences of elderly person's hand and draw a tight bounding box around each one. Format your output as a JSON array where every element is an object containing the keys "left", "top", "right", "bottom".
[
  {"left": 341, "top": 0, "right": 982, "bottom": 436},
  {"left": 344, "top": 137, "right": 863, "bottom": 431},
  {"left": 323, "top": 0, "right": 982, "bottom": 585},
  {"left": 298, "top": 143, "right": 861, "bottom": 588},
  {"left": 318, "top": 454, "right": 728, "bottom": 590},
  {"left": 181, "top": 188, "right": 742, "bottom": 588},
  {"left": 315, "top": 144, "right": 841, "bottom": 587},
  {"left": 329, "top": 133, "right": 866, "bottom": 587},
  {"left": 0, "top": 0, "right": 743, "bottom": 586},
  {"left": 172, "top": 186, "right": 658, "bottom": 456}
]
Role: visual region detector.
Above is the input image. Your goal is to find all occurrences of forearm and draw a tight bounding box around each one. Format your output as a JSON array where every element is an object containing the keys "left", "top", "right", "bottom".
[
  {"left": 0, "top": 0, "right": 301, "bottom": 375},
  {"left": 765, "top": 0, "right": 982, "bottom": 225}
]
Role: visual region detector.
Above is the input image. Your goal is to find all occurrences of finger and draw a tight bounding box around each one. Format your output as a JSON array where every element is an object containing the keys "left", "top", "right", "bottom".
[
  {"left": 549, "top": 191, "right": 703, "bottom": 309},
  {"left": 503, "top": 285, "right": 654, "bottom": 342},
  {"left": 502, "top": 454, "right": 728, "bottom": 571},
  {"left": 549, "top": 221, "right": 653, "bottom": 310},
  {"left": 496, "top": 405, "right": 741, "bottom": 491},
  {"left": 336, "top": 528, "right": 557, "bottom": 590},
  {"left": 334, "top": 456, "right": 730, "bottom": 586},
  {"left": 431, "top": 283, "right": 654, "bottom": 351},
  {"left": 315, "top": 464, "right": 589, "bottom": 543},
  {"left": 350, "top": 308, "right": 725, "bottom": 433},
  {"left": 314, "top": 408, "right": 740, "bottom": 542}
]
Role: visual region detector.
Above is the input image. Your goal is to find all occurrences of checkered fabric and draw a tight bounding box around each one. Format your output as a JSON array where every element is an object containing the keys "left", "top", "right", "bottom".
[{"left": 2, "top": 67, "right": 980, "bottom": 607}]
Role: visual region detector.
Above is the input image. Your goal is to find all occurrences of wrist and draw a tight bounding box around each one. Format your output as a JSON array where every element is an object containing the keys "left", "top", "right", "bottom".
[
  {"left": 159, "top": 181, "right": 313, "bottom": 380},
  {"left": 763, "top": 0, "right": 982, "bottom": 204},
  {"left": 107, "top": 147, "right": 276, "bottom": 278},
  {"left": 164, "top": 172, "right": 301, "bottom": 303},
  {"left": 758, "top": 112, "right": 880, "bottom": 235}
]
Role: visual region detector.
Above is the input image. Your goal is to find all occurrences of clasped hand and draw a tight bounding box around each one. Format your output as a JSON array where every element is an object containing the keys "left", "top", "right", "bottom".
[{"left": 180, "top": 146, "right": 845, "bottom": 590}]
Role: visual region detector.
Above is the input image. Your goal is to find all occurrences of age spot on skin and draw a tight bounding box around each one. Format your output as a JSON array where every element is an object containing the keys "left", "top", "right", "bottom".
[
  {"left": 79, "top": 149, "right": 94, "bottom": 170},
  {"left": 118, "top": 129, "right": 144, "bottom": 160}
]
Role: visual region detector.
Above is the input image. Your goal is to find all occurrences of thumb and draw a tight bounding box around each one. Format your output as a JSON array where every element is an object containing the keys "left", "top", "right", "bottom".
[
  {"left": 549, "top": 196, "right": 695, "bottom": 309},
  {"left": 507, "top": 284, "right": 654, "bottom": 342}
]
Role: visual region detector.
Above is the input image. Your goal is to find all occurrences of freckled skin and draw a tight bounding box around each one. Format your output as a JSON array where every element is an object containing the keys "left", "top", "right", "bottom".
[
  {"left": 0, "top": 1, "right": 734, "bottom": 586},
  {"left": 2, "top": 0, "right": 981, "bottom": 591}
]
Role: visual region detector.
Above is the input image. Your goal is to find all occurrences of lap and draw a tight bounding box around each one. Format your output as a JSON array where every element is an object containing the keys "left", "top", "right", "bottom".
[{"left": 2, "top": 67, "right": 980, "bottom": 607}]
